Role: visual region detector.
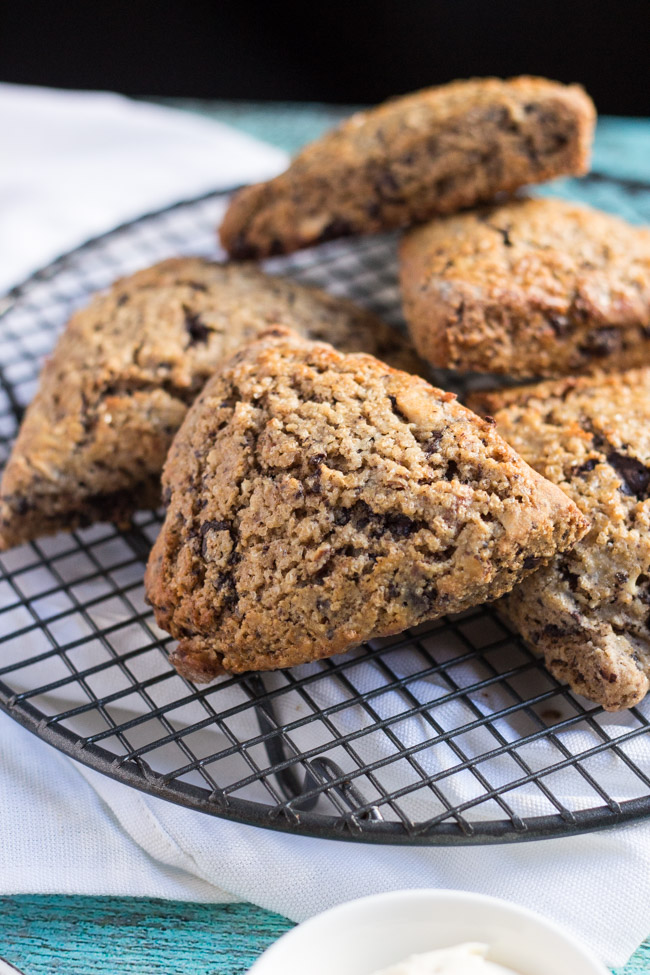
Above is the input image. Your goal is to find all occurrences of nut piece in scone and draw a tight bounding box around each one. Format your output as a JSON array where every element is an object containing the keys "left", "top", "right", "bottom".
[
  {"left": 400, "top": 197, "right": 650, "bottom": 378},
  {"left": 220, "top": 76, "right": 595, "bottom": 259},
  {"left": 0, "top": 257, "right": 421, "bottom": 550},
  {"left": 145, "top": 327, "right": 588, "bottom": 681},
  {"left": 471, "top": 368, "right": 650, "bottom": 710}
]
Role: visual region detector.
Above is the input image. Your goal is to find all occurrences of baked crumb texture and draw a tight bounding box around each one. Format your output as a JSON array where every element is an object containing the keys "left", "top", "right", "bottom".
[
  {"left": 145, "top": 327, "right": 588, "bottom": 681},
  {"left": 400, "top": 197, "right": 650, "bottom": 378},
  {"left": 220, "top": 76, "right": 595, "bottom": 259},
  {"left": 471, "top": 369, "right": 650, "bottom": 710},
  {"left": 0, "top": 258, "right": 420, "bottom": 550}
]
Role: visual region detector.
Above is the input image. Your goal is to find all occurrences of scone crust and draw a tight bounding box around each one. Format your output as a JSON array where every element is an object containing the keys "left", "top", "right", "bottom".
[
  {"left": 470, "top": 369, "right": 650, "bottom": 710},
  {"left": 145, "top": 327, "right": 587, "bottom": 682},
  {"left": 400, "top": 197, "right": 650, "bottom": 377},
  {"left": 0, "top": 258, "right": 420, "bottom": 550},
  {"left": 221, "top": 76, "right": 595, "bottom": 259}
]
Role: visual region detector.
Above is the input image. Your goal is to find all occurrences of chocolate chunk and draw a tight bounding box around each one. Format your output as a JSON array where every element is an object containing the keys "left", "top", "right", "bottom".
[
  {"left": 184, "top": 311, "right": 212, "bottom": 346},
  {"left": 388, "top": 394, "right": 410, "bottom": 424},
  {"left": 549, "top": 315, "right": 572, "bottom": 337},
  {"left": 384, "top": 514, "right": 417, "bottom": 538},
  {"left": 572, "top": 457, "right": 598, "bottom": 476},
  {"left": 445, "top": 460, "right": 459, "bottom": 480},
  {"left": 424, "top": 432, "right": 443, "bottom": 455},
  {"left": 559, "top": 561, "right": 580, "bottom": 591},
  {"left": 579, "top": 327, "right": 621, "bottom": 359},
  {"left": 489, "top": 224, "right": 513, "bottom": 247},
  {"left": 606, "top": 450, "right": 650, "bottom": 500},
  {"left": 230, "top": 234, "right": 261, "bottom": 260},
  {"left": 319, "top": 218, "right": 354, "bottom": 242},
  {"left": 523, "top": 555, "right": 541, "bottom": 570}
]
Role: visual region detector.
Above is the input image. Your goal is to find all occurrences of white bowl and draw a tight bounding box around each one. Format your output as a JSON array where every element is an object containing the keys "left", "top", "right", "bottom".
[{"left": 248, "top": 889, "right": 609, "bottom": 975}]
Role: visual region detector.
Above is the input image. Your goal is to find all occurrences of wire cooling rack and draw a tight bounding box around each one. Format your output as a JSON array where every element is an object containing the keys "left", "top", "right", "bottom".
[{"left": 2, "top": 177, "right": 650, "bottom": 846}]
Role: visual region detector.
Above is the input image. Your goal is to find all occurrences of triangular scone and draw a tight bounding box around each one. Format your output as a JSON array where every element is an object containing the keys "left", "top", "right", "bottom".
[
  {"left": 145, "top": 327, "right": 588, "bottom": 681},
  {"left": 471, "top": 369, "right": 650, "bottom": 710},
  {"left": 0, "top": 258, "right": 421, "bottom": 550},
  {"left": 220, "top": 77, "right": 594, "bottom": 259},
  {"left": 400, "top": 197, "right": 650, "bottom": 378}
]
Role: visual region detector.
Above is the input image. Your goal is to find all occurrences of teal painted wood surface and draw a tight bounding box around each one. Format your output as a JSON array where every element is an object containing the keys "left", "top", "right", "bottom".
[
  {"left": 0, "top": 896, "right": 647, "bottom": 974},
  {"left": 2, "top": 100, "right": 650, "bottom": 975},
  {"left": 0, "top": 897, "right": 293, "bottom": 974}
]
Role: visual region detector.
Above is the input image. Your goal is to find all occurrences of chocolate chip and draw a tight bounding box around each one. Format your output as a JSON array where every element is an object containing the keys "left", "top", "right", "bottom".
[
  {"left": 559, "top": 562, "right": 579, "bottom": 591},
  {"left": 606, "top": 450, "right": 650, "bottom": 500},
  {"left": 318, "top": 217, "right": 354, "bottom": 242},
  {"left": 230, "top": 235, "right": 260, "bottom": 260},
  {"left": 599, "top": 668, "right": 618, "bottom": 684},
  {"left": 578, "top": 327, "right": 621, "bottom": 359},
  {"left": 384, "top": 513, "right": 417, "bottom": 538},
  {"left": 572, "top": 457, "right": 598, "bottom": 476},
  {"left": 489, "top": 224, "right": 513, "bottom": 247},
  {"left": 309, "top": 452, "right": 327, "bottom": 469},
  {"left": 354, "top": 501, "right": 373, "bottom": 530},
  {"left": 184, "top": 311, "right": 212, "bottom": 345},
  {"left": 523, "top": 555, "right": 541, "bottom": 571},
  {"left": 544, "top": 622, "right": 567, "bottom": 638},
  {"left": 200, "top": 520, "right": 231, "bottom": 535},
  {"left": 212, "top": 572, "right": 238, "bottom": 610},
  {"left": 445, "top": 460, "right": 459, "bottom": 481},
  {"left": 398, "top": 580, "right": 439, "bottom": 615},
  {"left": 424, "top": 432, "right": 443, "bottom": 455},
  {"left": 388, "top": 394, "right": 410, "bottom": 424},
  {"left": 549, "top": 315, "right": 572, "bottom": 337}
]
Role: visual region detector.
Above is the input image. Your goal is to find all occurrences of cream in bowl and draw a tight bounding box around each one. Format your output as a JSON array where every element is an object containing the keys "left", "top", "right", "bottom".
[
  {"left": 370, "top": 942, "right": 520, "bottom": 975},
  {"left": 248, "top": 889, "right": 610, "bottom": 975}
]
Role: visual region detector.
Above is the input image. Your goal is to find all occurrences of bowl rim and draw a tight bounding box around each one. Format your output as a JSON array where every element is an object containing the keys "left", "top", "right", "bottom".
[{"left": 249, "top": 888, "right": 610, "bottom": 974}]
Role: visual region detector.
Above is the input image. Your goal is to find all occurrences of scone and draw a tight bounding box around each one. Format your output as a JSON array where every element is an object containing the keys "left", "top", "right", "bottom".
[
  {"left": 471, "top": 369, "right": 650, "bottom": 710},
  {"left": 145, "top": 327, "right": 588, "bottom": 681},
  {"left": 400, "top": 197, "right": 650, "bottom": 377},
  {"left": 0, "top": 257, "right": 421, "bottom": 550},
  {"left": 220, "top": 77, "right": 595, "bottom": 259}
]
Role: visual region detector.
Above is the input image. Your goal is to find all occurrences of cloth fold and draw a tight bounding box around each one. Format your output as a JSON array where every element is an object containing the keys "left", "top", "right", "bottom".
[{"left": 0, "top": 84, "right": 649, "bottom": 969}]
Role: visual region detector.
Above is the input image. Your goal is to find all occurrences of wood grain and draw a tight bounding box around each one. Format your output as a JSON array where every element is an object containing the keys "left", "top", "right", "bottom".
[
  {"left": 0, "top": 896, "right": 647, "bottom": 974},
  {"left": 0, "top": 897, "right": 293, "bottom": 974}
]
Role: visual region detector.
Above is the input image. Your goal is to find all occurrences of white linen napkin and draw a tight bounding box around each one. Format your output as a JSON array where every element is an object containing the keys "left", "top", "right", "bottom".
[
  {"left": 0, "top": 84, "right": 648, "bottom": 970},
  {"left": 0, "top": 82, "right": 287, "bottom": 292}
]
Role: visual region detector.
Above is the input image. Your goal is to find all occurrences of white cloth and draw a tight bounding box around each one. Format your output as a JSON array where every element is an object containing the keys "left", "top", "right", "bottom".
[
  {"left": 0, "top": 85, "right": 648, "bottom": 970},
  {"left": 0, "top": 83, "right": 287, "bottom": 292}
]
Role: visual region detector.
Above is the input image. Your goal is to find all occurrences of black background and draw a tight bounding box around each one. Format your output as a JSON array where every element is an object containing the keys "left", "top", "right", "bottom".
[{"left": 1, "top": 0, "right": 649, "bottom": 114}]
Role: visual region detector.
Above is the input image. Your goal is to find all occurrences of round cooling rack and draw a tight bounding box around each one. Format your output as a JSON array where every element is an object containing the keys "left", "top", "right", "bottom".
[{"left": 2, "top": 175, "right": 650, "bottom": 846}]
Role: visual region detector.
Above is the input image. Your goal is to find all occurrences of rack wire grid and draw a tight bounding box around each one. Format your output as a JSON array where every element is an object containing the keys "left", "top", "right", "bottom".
[{"left": 2, "top": 176, "right": 650, "bottom": 846}]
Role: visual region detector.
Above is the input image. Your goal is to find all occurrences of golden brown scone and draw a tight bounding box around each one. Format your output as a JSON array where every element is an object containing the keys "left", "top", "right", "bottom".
[
  {"left": 145, "top": 327, "right": 588, "bottom": 682},
  {"left": 0, "top": 257, "right": 421, "bottom": 550},
  {"left": 470, "top": 369, "right": 650, "bottom": 710},
  {"left": 400, "top": 197, "right": 650, "bottom": 378},
  {"left": 220, "top": 77, "right": 595, "bottom": 259}
]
